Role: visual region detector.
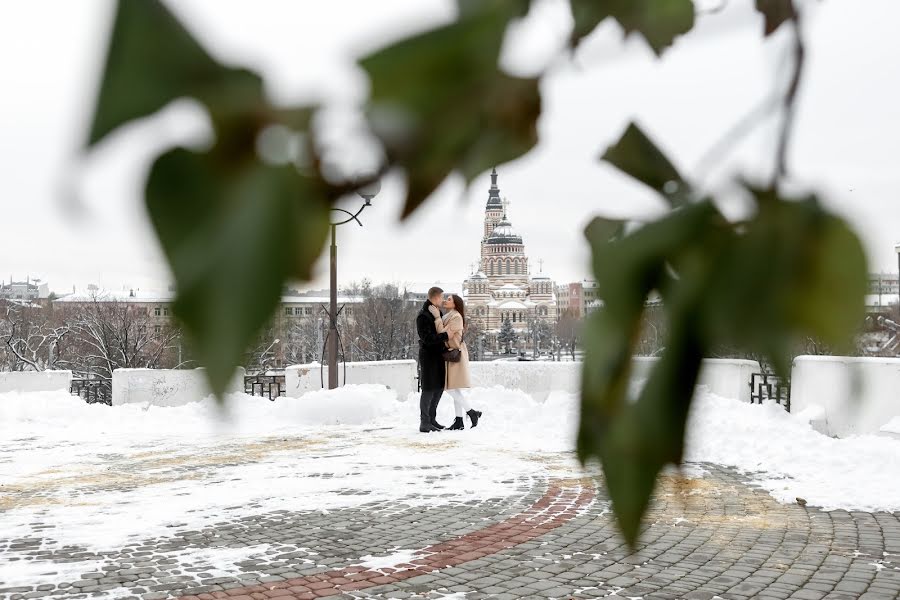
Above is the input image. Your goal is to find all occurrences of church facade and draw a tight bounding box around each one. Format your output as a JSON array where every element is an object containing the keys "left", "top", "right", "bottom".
[{"left": 463, "top": 169, "right": 557, "bottom": 346}]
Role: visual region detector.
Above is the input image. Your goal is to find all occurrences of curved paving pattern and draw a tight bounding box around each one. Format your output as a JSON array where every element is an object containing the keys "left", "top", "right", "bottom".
[{"left": 2, "top": 464, "right": 899, "bottom": 600}]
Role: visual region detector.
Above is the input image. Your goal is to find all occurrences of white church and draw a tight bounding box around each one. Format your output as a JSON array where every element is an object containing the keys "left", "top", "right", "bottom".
[{"left": 463, "top": 169, "right": 558, "bottom": 343}]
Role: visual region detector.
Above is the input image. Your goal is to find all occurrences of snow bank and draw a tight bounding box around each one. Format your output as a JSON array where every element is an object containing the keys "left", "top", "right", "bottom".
[
  {"left": 0, "top": 369, "right": 71, "bottom": 393},
  {"left": 686, "top": 389, "right": 900, "bottom": 512},
  {"left": 0, "top": 385, "right": 400, "bottom": 441},
  {"left": 791, "top": 355, "right": 900, "bottom": 437},
  {"left": 881, "top": 416, "right": 900, "bottom": 435}
]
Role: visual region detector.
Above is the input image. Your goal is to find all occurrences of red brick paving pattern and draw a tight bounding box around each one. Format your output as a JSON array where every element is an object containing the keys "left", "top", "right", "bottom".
[{"left": 175, "top": 479, "right": 595, "bottom": 600}]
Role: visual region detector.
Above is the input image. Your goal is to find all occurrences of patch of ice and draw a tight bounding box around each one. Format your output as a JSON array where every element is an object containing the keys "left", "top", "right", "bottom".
[
  {"left": 356, "top": 548, "right": 423, "bottom": 571},
  {"left": 880, "top": 416, "right": 900, "bottom": 434}
]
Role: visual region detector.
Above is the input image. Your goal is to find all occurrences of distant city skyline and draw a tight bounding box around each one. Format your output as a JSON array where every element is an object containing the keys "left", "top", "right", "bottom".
[{"left": 2, "top": 0, "right": 900, "bottom": 295}]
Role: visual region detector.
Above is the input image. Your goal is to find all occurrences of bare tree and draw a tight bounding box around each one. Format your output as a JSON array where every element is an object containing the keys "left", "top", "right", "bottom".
[
  {"left": 344, "top": 283, "right": 418, "bottom": 361},
  {"left": 464, "top": 318, "right": 486, "bottom": 361},
  {"left": 62, "top": 294, "right": 181, "bottom": 382},
  {"left": 244, "top": 323, "right": 282, "bottom": 374},
  {"left": 634, "top": 306, "right": 667, "bottom": 357},
  {"left": 525, "top": 316, "right": 554, "bottom": 358},
  {"left": 283, "top": 314, "right": 324, "bottom": 365},
  {"left": 1, "top": 300, "right": 70, "bottom": 371}
]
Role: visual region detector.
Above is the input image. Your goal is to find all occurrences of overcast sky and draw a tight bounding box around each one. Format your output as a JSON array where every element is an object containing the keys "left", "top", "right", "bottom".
[{"left": 1, "top": 0, "right": 898, "bottom": 295}]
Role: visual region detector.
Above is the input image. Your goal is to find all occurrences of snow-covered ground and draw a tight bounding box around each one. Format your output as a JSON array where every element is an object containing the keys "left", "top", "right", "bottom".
[
  {"left": 2, "top": 383, "right": 900, "bottom": 576},
  {"left": 0, "top": 386, "right": 581, "bottom": 556}
]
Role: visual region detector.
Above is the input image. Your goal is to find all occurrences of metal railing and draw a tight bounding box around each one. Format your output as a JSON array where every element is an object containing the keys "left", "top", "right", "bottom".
[
  {"left": 244, "top": 374, "right": 286, "bottom": 400},
  {"left": 70, "top": 378, "right": 112, "bottom": 406},
  {"left": 749, "top": 372, "right": 790, "bottom": 411}
]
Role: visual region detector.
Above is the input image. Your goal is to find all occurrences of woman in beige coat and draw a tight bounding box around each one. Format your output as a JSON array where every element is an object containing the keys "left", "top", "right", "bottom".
[{"left": 434, "top": 294, "right": 482, "bottom": 430}]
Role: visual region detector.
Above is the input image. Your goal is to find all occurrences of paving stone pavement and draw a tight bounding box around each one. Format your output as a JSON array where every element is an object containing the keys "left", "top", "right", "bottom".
[{"left": 3, "top": 451, "right": 900, "bottom": 600}]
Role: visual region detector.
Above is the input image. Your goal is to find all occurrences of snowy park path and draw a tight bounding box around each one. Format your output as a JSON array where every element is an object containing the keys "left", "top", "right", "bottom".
[{"left": 2, "top": 385, "right": 900, "bottom": 598}]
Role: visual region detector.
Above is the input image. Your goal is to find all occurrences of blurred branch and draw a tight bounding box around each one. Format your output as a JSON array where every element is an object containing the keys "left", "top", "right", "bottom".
[{"left": 774, "top": 8, "right": 805, "bottom": 180}]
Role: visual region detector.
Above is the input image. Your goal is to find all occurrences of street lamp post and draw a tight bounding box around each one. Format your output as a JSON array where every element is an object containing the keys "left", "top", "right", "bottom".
[
  {"left": 259, "top": 338, "right": 281, "bottom": 373},
  {"left": 325, "top": 179, "right": 380, "bottom": 389}
]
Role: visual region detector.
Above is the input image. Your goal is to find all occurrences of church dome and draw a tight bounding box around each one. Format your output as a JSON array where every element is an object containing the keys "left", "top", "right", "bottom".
[{"left": 486, "top": 218, "right": 522, "bottom": 245}]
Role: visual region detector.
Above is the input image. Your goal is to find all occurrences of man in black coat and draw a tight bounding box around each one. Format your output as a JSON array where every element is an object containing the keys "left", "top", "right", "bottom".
[{"left": 417, "top": 286, "right": 449, "bottom": 432}]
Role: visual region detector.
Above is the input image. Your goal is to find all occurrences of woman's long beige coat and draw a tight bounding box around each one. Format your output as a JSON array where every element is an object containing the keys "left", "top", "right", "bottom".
[{"left": 435, "top": 310, "right": 470, "bottom": 390}]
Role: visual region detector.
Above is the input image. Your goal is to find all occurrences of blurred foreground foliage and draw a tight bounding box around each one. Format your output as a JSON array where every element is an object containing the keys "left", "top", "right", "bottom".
[{"left": 86, "top": 0, "right": 866, "bottom": 546}]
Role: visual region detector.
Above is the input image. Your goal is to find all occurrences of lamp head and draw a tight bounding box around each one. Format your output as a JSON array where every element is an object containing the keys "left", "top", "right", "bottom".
[{"left": 356, "top": 178, "right": 381, "bottom": 206}]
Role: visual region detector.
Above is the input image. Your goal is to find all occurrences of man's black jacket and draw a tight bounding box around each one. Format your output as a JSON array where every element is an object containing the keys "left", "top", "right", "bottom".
[{"left": 417, "top": 300, "right": 448, "bottom": 390}]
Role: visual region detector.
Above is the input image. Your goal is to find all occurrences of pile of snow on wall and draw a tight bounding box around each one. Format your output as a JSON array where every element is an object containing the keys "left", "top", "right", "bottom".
[
  {"left": 791, "top": 355, "right": 900, "bottom": 437},
  {"left": 0, "top": 370, "right": 72, "bottom": 393},
  {"left": 285, "top": 360, "right": 417, "bottom": 399},
  {"left": 112, "top": 368, "right": 245, "bottom": 407}
]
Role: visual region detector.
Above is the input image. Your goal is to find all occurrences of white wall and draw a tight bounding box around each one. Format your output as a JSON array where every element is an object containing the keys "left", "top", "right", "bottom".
[
  {"left": 791, "top": 356, "right": 900, "bottom": 437},
  {"left": 469, "top": 361, "right": 581, "bottom": 402},
  {"left": 284, "top": 360, "right": 418, "bottom": 400},
  {"left": 0, "top": 370, "right": 72, "bottom": 393},
  {"left": 465, "top": 357, "right": 759, "bottom": 403},
  {"left": 111, "top": 368, "right": 245, "bottom": 407},
  {"left": 632, "top": 357, "right": 760, "bottom": 404},
  {"left": 283, "top": 358, "right": 757, "bottom": 403}
]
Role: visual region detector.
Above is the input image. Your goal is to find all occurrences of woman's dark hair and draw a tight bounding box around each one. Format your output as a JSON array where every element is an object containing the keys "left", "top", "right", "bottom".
[{"left": 451, "top": 294, "right": 466, "bottom": 329}]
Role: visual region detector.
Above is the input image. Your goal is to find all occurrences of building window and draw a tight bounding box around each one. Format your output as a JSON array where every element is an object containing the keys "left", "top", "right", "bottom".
[
  {"left": 154, "top": 306, "right": 161, "bottom": 317},
  {"left": 304, "top": 307, "right": 312, "bottom": 315},
  {"left": 163, "top": 307, "right": 169, "bottom": 316},
  {"left": 154, "top": 325, "right": 162, "bottom": 334},
  {"left": 294, "top": 307, "right": 302, "bottom": 315},
  {"left": 285, "top": 307, "right": 292, "bottom": 316}
]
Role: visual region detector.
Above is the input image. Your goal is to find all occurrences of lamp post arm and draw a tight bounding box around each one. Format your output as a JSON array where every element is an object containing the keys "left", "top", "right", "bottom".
[{"left": 330, "top": 202, "right": 369, "bottom": 227}]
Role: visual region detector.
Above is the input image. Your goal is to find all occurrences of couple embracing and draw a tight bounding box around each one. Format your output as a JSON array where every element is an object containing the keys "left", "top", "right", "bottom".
[{"left": 416, "top": 286, "right": 483, "bottom": 433}]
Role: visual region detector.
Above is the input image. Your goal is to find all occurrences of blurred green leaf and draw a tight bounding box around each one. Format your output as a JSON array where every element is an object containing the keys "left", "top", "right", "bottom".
[
  {"left": 596, "top": 320, "right": 703, "bottom": 545},
  {"left": 601, "top": 123, "right": 689, "bottom": 207},
  {"left": 581, "top": 179, "right": 867, "bottom": 547},
  {"left": 580, "top": 202, "right": 720, "bottom": 545},
  {"left": 570, "top": 0, "right": 695, "bottom": 55},
  {"left": 700, "top": 190, "right": 867, "bottom": 376},
  {"left": 755, "top": 0, "right": 796, "bottom": 36},
  {"left": 360, "top": 0, "right": 537, "bottom": 218},
  {"left": 146, "top": 135, "right": 331, "bottom": 397},
  {"left": 89, "top": 0, "right": 262, "bottom": 146}
]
